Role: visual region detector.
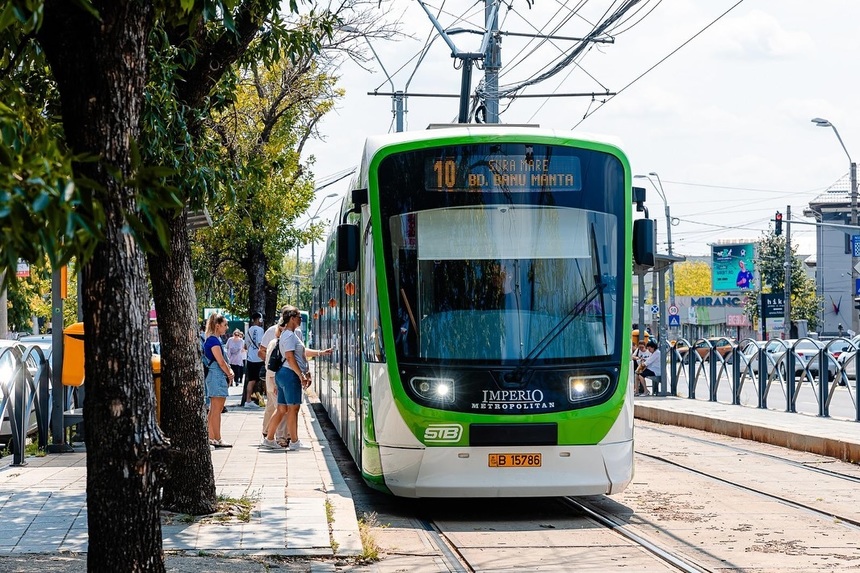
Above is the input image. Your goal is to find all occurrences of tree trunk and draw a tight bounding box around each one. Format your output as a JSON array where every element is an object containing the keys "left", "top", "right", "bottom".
[
  {"left": 147, "top": 209, "right": 217, "bottom": 514},
  {"left": 38, "top": 1, "right": 166, "bottom": 570},
  {"left": 264, "top": 280, "right": 279, "bottom": 325},
  {"left": 244, "top": 239, "right": 268, "bottom": 317}
]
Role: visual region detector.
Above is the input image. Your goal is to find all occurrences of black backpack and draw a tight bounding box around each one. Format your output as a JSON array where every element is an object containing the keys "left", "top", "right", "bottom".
[{"left": 267, "top": 342, "right": 284, "bottom": 372}]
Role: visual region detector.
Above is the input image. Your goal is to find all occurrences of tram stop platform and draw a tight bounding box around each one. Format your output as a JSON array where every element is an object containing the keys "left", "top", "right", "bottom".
[
  {"left": 0, "top": 384, "right": 363, "bottom": 560},
  {"left": 634, "top": 395, "right": 860, "bottom": 464}
]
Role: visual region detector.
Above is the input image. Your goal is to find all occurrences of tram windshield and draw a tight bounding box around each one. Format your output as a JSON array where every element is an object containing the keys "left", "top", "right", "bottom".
[
  {"left": 377, "top": 140, "right": 624, "bottom": 365},
  {"left": 388, "top": 206, "right": 617, "bottom": 363}
]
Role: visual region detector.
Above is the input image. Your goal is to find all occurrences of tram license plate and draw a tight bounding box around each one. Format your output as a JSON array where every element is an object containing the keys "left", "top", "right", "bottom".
[{"left": 488, "top": 453, "right": 541, "bottom": 468}]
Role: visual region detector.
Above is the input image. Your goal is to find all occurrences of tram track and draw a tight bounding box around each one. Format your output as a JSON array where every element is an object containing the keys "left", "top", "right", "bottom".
[
  {"left": 560, "top": 496, "right": 714, "bottom": 573},
  {"left": 417, "top": 517, "right": 475, "bottom": 573},
  {"left": 642, "top": 424, "right": 860, "bottom": 485},
  {"left": 633, "top": 424, "right": 860, "bottom": 531}
]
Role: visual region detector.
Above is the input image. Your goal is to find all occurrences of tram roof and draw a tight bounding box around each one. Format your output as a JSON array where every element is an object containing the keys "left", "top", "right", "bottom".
[
  {"left": 361, "top": 125, "right": 622, "bottom": 157},
  {"left": 355, "top": 125, "right": 625, "bottom": 188}
]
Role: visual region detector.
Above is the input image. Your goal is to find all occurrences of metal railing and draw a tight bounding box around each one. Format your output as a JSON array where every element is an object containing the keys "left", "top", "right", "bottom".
[
  {"left": 0, "top": 344, "right": 53, "bottom": 465},
  {"left": 667, "top": 336, "right": 860, "bottom": 422}
]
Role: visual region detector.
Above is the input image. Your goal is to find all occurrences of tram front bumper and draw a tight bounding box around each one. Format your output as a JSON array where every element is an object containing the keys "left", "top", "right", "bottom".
[{"left": 378, "top": 440, "right": 633, "bottom": 498}]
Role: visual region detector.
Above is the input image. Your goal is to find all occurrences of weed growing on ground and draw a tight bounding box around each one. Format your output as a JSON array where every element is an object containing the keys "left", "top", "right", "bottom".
[{"left": 357, "top": 512, "right": 383, "bottom": 561}]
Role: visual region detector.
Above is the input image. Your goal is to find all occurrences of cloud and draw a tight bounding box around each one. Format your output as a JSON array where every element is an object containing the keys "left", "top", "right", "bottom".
[{"left": 707, "top": 9, "right": 813, "bottom": 59}]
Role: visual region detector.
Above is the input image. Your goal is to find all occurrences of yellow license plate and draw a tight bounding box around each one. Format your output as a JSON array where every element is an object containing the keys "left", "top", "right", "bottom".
[{"left": 488, "top": 453, "right": 541, "bottom": 468}]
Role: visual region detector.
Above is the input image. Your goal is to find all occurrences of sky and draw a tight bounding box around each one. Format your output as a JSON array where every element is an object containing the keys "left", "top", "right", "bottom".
[{"left": 301, "top": 0, "right": 860, "bottom": 261}]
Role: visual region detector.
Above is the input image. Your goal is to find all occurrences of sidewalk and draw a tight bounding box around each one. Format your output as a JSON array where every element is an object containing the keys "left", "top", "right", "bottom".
[
  {"left": 0, "top": 385, "right": 363, "bottom": 558},
  {"left": 634, "top": 394, "right": 860, "bottom": 462}
]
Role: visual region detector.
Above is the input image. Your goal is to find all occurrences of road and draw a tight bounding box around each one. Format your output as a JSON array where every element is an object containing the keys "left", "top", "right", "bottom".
[{"left": 313, "top": 403, "right": 860, "bottom": 572}]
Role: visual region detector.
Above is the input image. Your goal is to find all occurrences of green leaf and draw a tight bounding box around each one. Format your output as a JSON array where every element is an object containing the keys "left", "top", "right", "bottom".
[{"left": 32, "top": 191, "right": 51, "bottom": 212}]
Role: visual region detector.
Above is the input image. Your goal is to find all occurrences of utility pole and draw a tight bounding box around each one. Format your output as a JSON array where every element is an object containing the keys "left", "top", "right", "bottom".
[
  {"left": 418, "top": 0, "right": 497, "bottom": 124},
  {"left": 484, "top": 0, "right": 501, "bottom": 123},
  {"left": 784, "top": 205, "right": 792, "bottom": 339}
]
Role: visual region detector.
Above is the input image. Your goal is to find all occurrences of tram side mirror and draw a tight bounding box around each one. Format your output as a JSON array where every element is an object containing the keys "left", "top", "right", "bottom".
[
  {"left": 633, "top": 218, "right": 655, "bottom": 267},
  {"left": 336, "top": 223, "right": 360, "bottom": 273},
  {"left": 632, "top": 186, "right": 646, "bottom": 211}
]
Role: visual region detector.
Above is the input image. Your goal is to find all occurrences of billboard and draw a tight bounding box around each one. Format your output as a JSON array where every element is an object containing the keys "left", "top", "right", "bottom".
[{"left": 711, "top": 243, "right": 756, "bottom": 292}]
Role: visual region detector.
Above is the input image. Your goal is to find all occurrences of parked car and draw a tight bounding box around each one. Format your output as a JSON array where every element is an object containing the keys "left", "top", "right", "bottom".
[
  {"left": 751, "top": 339, "right": 837, "bottom": 381},
  {"left": 737, "top": 340, "right": 767, "bottom": 375},
  {"left": 835, "top": 335, "right": 860, "bottom": 382},
  {"left": 696, "top": 337, "right": 735, "bottom": 362},
  {"left": 675, "top": 337, "right": 735, "bottom": 364},
  {"left": 17, "top": 334, "right": 53, "bottom": 360}
]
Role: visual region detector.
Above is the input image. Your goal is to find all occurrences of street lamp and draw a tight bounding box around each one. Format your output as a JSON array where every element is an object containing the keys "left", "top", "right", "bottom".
[
  {"left": 340, "top": 25, "right": 405, "bottom": 132},
  {"left": 812, "top": 117, "right": 859, "bottom": 334}
]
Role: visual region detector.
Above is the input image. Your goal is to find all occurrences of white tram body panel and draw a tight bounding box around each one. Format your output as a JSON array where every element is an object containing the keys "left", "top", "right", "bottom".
[{"left": 368, "top": 362, "right": 635, "bottom": 498}]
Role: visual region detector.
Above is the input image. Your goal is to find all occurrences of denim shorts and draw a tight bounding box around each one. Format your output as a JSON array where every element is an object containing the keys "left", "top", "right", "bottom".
[
  {"left": 205, "top": 365, "right": 229, "bottom": 398},
  {"left": 275, "top": 367, "right": 302, "bottom": 406}
]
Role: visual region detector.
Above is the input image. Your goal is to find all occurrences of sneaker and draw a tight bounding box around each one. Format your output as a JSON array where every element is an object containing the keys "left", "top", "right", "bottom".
[
  {"left": 244, "top": 402, "right": 261, "bottom": 409},
  {"left": 260, "top": 437, "right": 284, "bottom": 450},
  {"left": 289, "top": 440, "right": 307, "bottom": 451}
]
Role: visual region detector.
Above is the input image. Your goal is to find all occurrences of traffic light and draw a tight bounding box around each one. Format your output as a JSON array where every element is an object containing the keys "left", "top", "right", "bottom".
[{"left": 774, "top": 211, "right": 783, "bottom": 236}]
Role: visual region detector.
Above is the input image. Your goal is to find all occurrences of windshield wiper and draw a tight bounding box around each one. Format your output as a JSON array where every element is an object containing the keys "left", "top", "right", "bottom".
[{"left": 503, "top": 224, "right": 607, "bottom": 386}]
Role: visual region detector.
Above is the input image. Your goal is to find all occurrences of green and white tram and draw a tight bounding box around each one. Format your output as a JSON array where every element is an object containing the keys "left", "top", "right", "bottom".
[{"left": 312, "top": 126, "right": 654, "bottom": 497}]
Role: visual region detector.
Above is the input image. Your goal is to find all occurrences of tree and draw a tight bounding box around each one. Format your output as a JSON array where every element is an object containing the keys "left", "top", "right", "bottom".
[
  {"left": 0, "top": 1, "right": 396, "bottom": 567},
  {"left": 142, "top": 4, "right": 338, "bottom": 514},
  {"left": 33, "top": 2, "right": 167, "bottom": 570},
  {"left": 743, "top": 230, "right": 821, "bottom": 332},
  {"left": 672, "top": 261, "right": 712, "bottom": 296},
  {"left": 192, "top": 55, "right": 339, "bottom": 323}
]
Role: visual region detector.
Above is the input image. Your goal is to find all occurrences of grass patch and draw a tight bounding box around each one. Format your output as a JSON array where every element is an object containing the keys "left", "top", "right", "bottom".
[
  {"left": 161, "top": 493, "right": 257, "bottom": 525},
  {"left": 325, "top": 499, "right": 334, "bottom": 524},
  {"left": 357, "top": 512, "right": 383, "bottom": 561},
  {"left": 25, "top": 441, "right": 46, "bottom": 457}
]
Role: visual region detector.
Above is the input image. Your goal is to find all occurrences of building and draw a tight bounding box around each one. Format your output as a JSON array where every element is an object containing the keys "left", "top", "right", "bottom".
[{"left": 804, "top": 172, "right": 855, "bottom": 337}]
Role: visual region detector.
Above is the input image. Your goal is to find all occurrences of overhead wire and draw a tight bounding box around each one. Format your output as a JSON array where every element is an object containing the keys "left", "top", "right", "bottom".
[
  {"left": 496, "top": 0, "right": 643, "bottom": 98},
  {"left": 572, "top": 0, "right": 746, "bottom": 128}
]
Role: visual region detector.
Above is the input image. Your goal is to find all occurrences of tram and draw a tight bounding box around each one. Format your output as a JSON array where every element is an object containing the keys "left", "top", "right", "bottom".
[{"left": 311, "top": 125, "right": 654, "bottom": 497}]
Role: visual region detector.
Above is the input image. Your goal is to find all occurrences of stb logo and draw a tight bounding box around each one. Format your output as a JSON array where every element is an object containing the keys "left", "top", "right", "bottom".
[{"left": 424, "top": 424, "right": 463, "bottom": 443}]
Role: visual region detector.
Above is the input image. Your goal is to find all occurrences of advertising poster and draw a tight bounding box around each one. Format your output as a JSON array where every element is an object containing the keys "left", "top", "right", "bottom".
[
  {"left": 761, "top": 292, "right": 785, "bottom": 338},
  {"left": 712, "top": 243, "right": 756, "bottom": 292}
]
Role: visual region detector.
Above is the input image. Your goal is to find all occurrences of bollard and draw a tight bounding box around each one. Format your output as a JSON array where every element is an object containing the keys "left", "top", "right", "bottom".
[
  {"left": 708, "top": 344, "right": 718, "bottom": 402},
  {"left": 758, "top": 343, "right": 767, "bottom": 410},
  {"left": 786, "top": 344, "right": 796, "bottom": 414},
  {"left": 818, "top": 343, "right": 829, "bottom": 418},
  {"left": 731, "top": 345, "right": 741, "bottom": 405}
]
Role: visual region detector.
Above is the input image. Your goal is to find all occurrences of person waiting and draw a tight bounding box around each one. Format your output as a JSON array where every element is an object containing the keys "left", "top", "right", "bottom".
[{"left": 635, "top": 340, "right": 661, "bottom": 396}]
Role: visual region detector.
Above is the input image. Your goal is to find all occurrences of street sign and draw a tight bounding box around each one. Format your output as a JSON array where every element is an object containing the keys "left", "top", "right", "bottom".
[
  {"left": 668, "top": 314, "right": 680, "bottom": 327},
  {"left": 650, "top": 304, "right": 659, "bottom": 314},
  {"left": 855, "top": 261, "right": 860, "bottom": 275},
  {"left": 855, "top": 278, "right": 860, "bottom": 296},
  {"left": 853, "top": 235, "right": 860, "bottom": 257},
  {"left": 668, "top": 305, "right": 679, "bottom": 315}
]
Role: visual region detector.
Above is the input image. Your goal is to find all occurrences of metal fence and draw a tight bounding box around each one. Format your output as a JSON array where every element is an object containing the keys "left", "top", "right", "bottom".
[
  {"left": 0, "top": 344, "right": 55, "bottom": 465},
  {"left": 666, "top": 336, "right": 860, "bottom": 422}
]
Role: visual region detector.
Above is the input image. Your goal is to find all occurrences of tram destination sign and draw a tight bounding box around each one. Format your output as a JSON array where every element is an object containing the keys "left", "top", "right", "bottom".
[{"left": 425, "top": 144, "right": 583, "bottom": 193}]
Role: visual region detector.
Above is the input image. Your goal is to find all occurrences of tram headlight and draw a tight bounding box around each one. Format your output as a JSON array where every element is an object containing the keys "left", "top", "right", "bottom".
[
  {"left": 410, "top": 376, "right": 455, "bottom": 404},
  {"left": 567, "top": 374, "right": 611, "bottom": 403}
]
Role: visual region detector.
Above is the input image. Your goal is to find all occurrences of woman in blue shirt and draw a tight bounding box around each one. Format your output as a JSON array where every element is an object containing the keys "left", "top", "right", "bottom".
[{"left": 203, "top": 313, "right": 234, "bottom": 447}]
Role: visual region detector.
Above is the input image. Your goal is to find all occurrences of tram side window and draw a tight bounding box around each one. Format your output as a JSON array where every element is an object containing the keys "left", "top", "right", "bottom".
[
  {"left": 363, "top": 224, "right": 384, "bottom": 362},
  {"left": 395, "top": 248, "right": 419, "bottom": 357}
]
